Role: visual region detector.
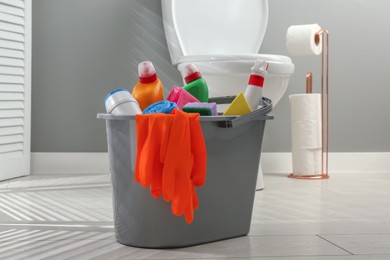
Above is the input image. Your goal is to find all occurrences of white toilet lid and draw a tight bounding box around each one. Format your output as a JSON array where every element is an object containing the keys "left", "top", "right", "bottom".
[{"left": 162, "top": 0, "right": 268, "bottom": 65}]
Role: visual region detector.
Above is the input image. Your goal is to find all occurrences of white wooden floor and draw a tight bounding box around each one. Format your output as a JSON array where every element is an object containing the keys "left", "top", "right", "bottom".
[{"left": 0, "top": 172, "right": 390, "bottom": 259}]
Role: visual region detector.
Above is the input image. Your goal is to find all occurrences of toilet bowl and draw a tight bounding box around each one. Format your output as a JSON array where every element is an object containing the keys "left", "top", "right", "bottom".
[{"left": 162, "top": 0, "right": 295, "bottom": 189}]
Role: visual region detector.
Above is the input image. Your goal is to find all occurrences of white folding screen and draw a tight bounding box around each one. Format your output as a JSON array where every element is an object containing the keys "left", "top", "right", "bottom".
[{"left": 0, "top": 0, "right": 31, "bottom": 181}]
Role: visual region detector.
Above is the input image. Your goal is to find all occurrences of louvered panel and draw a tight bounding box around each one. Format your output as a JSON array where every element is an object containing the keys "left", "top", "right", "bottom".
[
  {"left": 0, "top": 39, "right": 24, "bottom": 50},
  {"left": 0, "top": 118, "right": 23, "bottom": 127},
  {"left": 0, "top": 49, "right": 24, "bottom": 59},
  {"left": 0, "top": 126, "right": 23, "bottom": 136},
  {"left": 0, "top": 12, "right": 24, "bottom": 25},
  {"left": 0, "top": 75, "right": 24, "bottom": 83},
  {"left": 0, "top": 150, "right": 22, "bottom": 160},
  {"left": 0, "top": 101, "right": 22, "bottom": 109},
  {"left": 0, "top": 57, "right": 23, "bottom": 67},
  {"left": 0, "top": 3, "right": 23, "bottom": 17},
  {"left": 0, "top": 134, "right": 23, "bottom": 145},
  {"left": 0, "top": 0, "right": 29, "bottom": 180},
  {"left": 0, "top": 66, "right": 24, "bottom": 75},
  {"left": 0, "top": 142, "right": 23, "bottom": 153},
  {"left": 0, "top": 101, "right": 23, "bottom": 109},
  {"left": 0, "top": 84, "right": 23, "bottom": 92},
  {"left": 0, "top": 21, "right": 23, "bottom": 34},
  {"left": 0, "top": 93, "right": 24, "bottom": 100},
  {"left": 0, "top": 30, "right": 24, "bottom": 42},
  {"left": 0, "top": 109, "right": 23, "bottom": 118},
  {"left": 0, "top": 0, "right": 24, "bottom": 9}
]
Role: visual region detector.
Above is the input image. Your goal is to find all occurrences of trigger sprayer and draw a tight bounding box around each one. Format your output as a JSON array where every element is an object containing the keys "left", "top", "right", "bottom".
[{"left": 244, "top": 60, "right": 269, "bottom": 111}]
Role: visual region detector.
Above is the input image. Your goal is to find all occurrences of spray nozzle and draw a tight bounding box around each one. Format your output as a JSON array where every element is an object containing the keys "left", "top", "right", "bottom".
[{"left": 251, "top": 60, "right": 269, "bottom": 76}]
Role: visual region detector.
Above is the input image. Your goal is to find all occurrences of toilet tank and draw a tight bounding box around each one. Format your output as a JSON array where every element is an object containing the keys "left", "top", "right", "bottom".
[{"left": 162, "top": 0, "right": 268, "bottom": 65}]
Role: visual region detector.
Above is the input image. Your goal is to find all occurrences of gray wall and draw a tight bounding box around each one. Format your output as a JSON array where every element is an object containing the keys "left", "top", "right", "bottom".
[
  {"left": 32, "top": 0, "right": 390, "bottom": 153},
  {"left": 32, "top": 0, "right": 182, "bottom": 152}
]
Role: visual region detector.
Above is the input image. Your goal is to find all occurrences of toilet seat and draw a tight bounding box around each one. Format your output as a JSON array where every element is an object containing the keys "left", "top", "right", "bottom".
[
  {"left": 178, "top": 54, "right": 294, "bottom": 75},
  {"left": 178, "top": 54, "right": 291, "bottom": 63}
]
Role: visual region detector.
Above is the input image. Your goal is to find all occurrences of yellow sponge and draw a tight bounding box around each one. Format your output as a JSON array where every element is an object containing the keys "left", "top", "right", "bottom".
[{"left": 223, "top": 92, "right": 252, "bottom": 116}]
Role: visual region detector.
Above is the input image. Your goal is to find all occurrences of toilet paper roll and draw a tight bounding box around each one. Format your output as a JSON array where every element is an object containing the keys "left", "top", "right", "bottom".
[
  {"left": 292, "top": 148, "right": 322, "bottom": 175},
  {"left": 290, "top": 93, "right": 322, "bottom": 175},
  {"left": 291, "top": 120, "right": 322, "bottom": 149},
  {"left": 290, "top": 94, "right": 321, "bottom": 121},
  {"left": 286, "top": 24, "right": 322, "bottom": 56}
]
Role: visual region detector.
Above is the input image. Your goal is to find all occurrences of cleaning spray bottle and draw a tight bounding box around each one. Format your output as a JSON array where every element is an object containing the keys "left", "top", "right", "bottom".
[
  {"left": 182, "top": 64, "right": 209, "bottom": 102},
  {"left": 132, "top": 61, "right": 164, "bottom": 111},
  {"left": 244, "top": 60, "right": 269, "bottom": 111}
]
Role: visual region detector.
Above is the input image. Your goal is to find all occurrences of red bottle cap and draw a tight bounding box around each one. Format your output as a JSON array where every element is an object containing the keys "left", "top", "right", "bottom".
[
  {"left": 183, "top": 64, "right": 202, "bottom": 84},
  {"left": 248, "top": 74, "right": 264, "bottom": 87},
  {"left": 139, "top": 73, "right": 157, "bottom": 84},
  {"left": 138, "top": 61, "right": 158, "bottom": 84}
]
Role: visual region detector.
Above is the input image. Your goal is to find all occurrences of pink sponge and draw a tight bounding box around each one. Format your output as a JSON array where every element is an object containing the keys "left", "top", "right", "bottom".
[{"left": 167, "top": 86, "right": 200, "bottom": 109}]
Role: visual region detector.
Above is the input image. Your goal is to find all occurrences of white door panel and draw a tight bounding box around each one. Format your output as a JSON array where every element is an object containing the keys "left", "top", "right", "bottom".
[{"left": 0, "top": 0, "right": 30, "bottom": 181}]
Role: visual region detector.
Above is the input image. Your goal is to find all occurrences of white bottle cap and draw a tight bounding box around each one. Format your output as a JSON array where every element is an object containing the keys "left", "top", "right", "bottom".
[{"left": 104, "top": 89, "right": 141, "bottom": 114}]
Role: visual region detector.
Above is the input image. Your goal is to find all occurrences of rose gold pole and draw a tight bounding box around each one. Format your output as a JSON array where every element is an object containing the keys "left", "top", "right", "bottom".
[
  {"left": 306, "top": 72, "right": 312, "bottom": 93},
  {"left": 288, "top": 29, "right": 329, "bottom": 180},
  {"left": 320, "top": 29, "right": 329, "bottom": 179}
]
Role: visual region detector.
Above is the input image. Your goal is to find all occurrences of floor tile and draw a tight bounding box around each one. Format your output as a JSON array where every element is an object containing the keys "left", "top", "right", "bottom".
[
  {"left": 1, "top": 173, "right": 390, "bottom": 259},
  {"left": 171, "top": 256, "right": 390, "bottom": 260},
  {"left": 0, "top": 233, "right": 348, "bottom": 259},
  {"left": 321, "top": 233, "right": 390, "bottom": 255},
  {"left": 0, "top": 180, "right": 9, "bottom": 189},
  {"left": 249, "top": 218, "right": 390, "bottom": 236}
]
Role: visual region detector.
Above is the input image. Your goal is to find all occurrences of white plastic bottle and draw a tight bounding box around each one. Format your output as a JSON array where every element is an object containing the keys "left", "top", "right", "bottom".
[
  {"left": 244, "top": 60, "right": 269, "bottom": 111},
  {"left": 104, "top": 88, "right": 142, "bottom": 115}
]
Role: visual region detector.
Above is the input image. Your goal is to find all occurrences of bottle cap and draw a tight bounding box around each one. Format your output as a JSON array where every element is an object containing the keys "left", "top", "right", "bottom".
[
  {"left": 183, "top": 64, "right": 202, "bottom": 84},
  {"left": 104, "top": 88, "right": 138, "bottom": 113},
  {"left": 138, "top": 61, "right": 158, "bottom": 84}
]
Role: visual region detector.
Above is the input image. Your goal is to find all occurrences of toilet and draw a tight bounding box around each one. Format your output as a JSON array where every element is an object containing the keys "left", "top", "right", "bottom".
[{"left": 161, "top": 0, "right": 294, "bottom": 189}]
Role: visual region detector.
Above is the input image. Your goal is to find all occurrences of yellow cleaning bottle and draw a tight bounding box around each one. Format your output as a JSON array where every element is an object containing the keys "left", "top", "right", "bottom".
[{"left": 132, "top": 61, "right": 164, "bottom": 111}]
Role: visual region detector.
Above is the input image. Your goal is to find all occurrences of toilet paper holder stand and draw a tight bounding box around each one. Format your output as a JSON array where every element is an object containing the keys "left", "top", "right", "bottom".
[{"left": 288, "top": 29, "right": 330, "bottom": 180}]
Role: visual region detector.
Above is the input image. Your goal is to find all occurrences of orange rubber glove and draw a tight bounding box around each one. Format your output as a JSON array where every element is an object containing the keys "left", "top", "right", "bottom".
[
  {"left": 188, "top": 114, "right": 207, "bottom": 186},
  {"left": 135, "top": 110, "right": 207, "bottom": 224},
  {"left": 135, "top": 114, "right": 173, "bottom": 198},
  {"left": 161, "top": 109, "right": 192, "bottom": 201},
  {"left": 162, "top": 110, "right": 206, "bottom": 223}
]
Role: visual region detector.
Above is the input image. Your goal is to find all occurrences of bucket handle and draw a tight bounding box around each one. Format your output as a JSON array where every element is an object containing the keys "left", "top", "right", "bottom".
[{"left": 209, "top": 96, "right": 274, "bottom": 128}]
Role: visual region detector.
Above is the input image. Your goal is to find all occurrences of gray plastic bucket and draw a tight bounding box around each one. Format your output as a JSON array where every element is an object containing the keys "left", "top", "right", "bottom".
[{"left": 97, "top": 97, "right": 273, "bottom": 248}]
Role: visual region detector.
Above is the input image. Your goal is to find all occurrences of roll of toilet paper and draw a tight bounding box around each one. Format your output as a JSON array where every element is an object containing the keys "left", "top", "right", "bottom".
[
  {"left": 286, "top": 24, "right": 322, "bottom": 56},
  {"left": 292, "top": 148, "right": 322, "bottom": 175},
  {"left": 290, "top": 94, "right": 321, "bottom": 121},
  {"left": 291, "top": 120, "right": 322, "bottom": 149},
  {"left": 290, "top": 93, "right": 322, "bottom": 175}
]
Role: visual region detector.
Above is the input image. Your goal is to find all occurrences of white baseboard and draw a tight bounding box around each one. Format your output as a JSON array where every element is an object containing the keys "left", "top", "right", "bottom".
[
  {"left": 31, "top": 152, "right": 390, "bottom": 175},
  {"left": 31, "top": 153, "right": 109, "bottom": 174},
  {"left": 261, "top": 152, "right": 390, "bottom": 174}
]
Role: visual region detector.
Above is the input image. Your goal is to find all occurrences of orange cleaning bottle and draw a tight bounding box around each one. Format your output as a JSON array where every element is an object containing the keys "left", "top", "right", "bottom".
[{"left": 132, "top": 61, "right": 164, "bottom": 111}]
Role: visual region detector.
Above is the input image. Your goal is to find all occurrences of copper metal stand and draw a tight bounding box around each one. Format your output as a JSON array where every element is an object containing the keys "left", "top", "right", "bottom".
[{"left": 288, "top": 29, "right": 329, "bottom": 180}]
